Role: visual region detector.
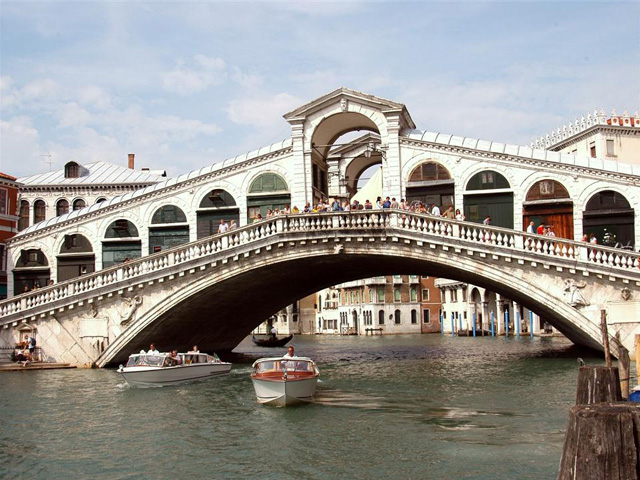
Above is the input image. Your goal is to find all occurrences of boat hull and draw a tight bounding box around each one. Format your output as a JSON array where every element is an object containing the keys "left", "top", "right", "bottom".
[
  {"left": 251, "top": 375, "right": 318, "bottom": 406},
  {"left": 119, "top": 362, "right": 231, "bottom": 387},
  {"left": 252, "top": 334, "right": 293, "bottom": 347}
]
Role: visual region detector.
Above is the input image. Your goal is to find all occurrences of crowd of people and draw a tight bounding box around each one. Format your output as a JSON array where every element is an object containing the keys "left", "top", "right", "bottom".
[{"left": 251, "top": 197, "right": 467, "bottom": 221}]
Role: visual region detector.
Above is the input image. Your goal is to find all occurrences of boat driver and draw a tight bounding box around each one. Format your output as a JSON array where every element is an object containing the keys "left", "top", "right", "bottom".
[{"left": 283, "top": 346, "right": 295, "bottom": 358}]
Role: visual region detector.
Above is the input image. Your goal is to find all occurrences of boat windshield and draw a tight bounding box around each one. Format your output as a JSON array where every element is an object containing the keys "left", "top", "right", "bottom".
[
  {"left": 253, "top": 359, "right": 313, "bottom": 374},
  {"left": 125, "top": 354, "right": 165, "bottom": 367}
]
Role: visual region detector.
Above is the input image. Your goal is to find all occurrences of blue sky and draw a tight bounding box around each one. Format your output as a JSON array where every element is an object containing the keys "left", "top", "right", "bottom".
[{"left": 1, "top": 1, "right": 638, "bottom": 178}]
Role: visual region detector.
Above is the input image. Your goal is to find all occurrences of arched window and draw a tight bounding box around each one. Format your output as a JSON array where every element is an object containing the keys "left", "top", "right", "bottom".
[
  {"left": 411, "top": 309, "right": 417, "bottom": 324},
  {"left": 96, "top": 197, "right": 107, "bottom": 204},
  {"left": 34, "top": 200, "right": 46, "bottom": 224},
  {"left": 105, "top": 220, "right": 139, "bottom": 238},
  {"left": 64, "top": 161, "right": 80, "bottom": 178},
  {"left": 408, "top": 161, "right": 451, "bottom": 182},
  {"left": 248, "top": 173, "right": 288, "bottom": 193},
  {"left": 464, "top": 170, "right": 513, "bottom": 228},
  {"left": 19, "top": 200, "right": 29, "bottom": 231},
  {"left": 56, "top": 199, "right": 69, "bottom": 217},
  {"left": 73, "top": 199, "right": 86, "bottom": 211},
  {"left": 247, "top": 173, "right": 291, "bottom": 222},
  {"left": 394, "top": 288, "right": 401, "bottom": 302},
  {"left": 197, "top": 189, "right": 239, "bottom": 238},
  {"left": 57, "top": 234, "right": 95, "bottom": 281},
  {"left": 378, "top": 309, "right": 385, "bottom": 325},
  {"left": 14, "top": 249, "right": 50, "bottom": 293},
  {"left": 395, "top": 309, "right": 401, "bottom": 324},
  {"left": 466, "top": 171, "right": 510, "bottom": 191},
  {"left": 152, "top": 205, "right": 187, "bottom": 224},
  {"left": 410, "top": 288, "right": 417, "bottom": 302}
]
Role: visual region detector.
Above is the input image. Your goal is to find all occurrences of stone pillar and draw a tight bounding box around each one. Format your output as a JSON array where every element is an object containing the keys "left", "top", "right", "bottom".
[
  {"left": 289, "top": 119, "right": 308, "bottom": 209},
  {"left": 382, "top": 113, "right": 402, "bottom": 200},
  {"left": 496, "top": 294, "right": 505, "bottom": 335}
]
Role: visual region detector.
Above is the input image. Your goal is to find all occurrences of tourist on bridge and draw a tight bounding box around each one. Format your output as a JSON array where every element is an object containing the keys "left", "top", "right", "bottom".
[
  {"left": 482, "top": 215, "right": 491, "bottom": 226},
  {"left": 364, "top": 199, "right": 372, "bottom": 209},
  {"left": 537, "top": 223, "right": 545, "bottom": 235},
  {"left": 443, "top": 205, "right": 455, "bottom": 219},
  {"left": 218, "top": 219, "right": 228, "bottom": 233},
  {"left": 431, "top": 204, "right": 441, "bottom": 216},
  {"left": 527, "top": 221, "right": 535, "bottom": 233}
]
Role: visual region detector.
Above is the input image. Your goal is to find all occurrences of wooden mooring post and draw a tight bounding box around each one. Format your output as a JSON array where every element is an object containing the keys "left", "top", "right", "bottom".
[{"left": 558, "top": 365, "right": 640, "bottom": 479}]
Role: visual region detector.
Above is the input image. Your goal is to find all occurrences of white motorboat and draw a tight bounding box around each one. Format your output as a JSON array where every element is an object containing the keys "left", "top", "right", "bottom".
[
  {"left": 250, "top": 356, "right": 320, "bottom": 406},
  {"left": 118, "top": 352, "right": 231, "bottom": 387}
]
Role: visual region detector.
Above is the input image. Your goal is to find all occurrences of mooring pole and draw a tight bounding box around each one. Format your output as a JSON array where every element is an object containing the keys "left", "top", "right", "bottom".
[
  {"left": 600, "top": 309, "right": 612, "bottom": 368},
  {"left": 440, "top": 312, "right": 444, "bottom": 336},
  {"left": 451, "top": 313, "right": 455, "bottom": 337},
  {"left": 505, "top": 309, "right": 510, "bottom": 337},
  {"left": 490, "top": 311, "right": 495, "bottom": 337},
  {"left": 515, "top": 308, "right": 520, "bottom": 339},
  {"left": 472, "top": 313, "right": 476, "bottom": 337}
]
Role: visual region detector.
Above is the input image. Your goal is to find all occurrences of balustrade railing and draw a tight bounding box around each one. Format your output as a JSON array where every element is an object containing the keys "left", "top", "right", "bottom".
[{"left": 1, "top": 211, "right": 638, "bottom": 319}]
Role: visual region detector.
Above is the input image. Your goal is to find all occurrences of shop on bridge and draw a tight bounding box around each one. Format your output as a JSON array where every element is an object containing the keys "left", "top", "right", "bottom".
[
  {"left": 583, "top": 190, "right": 635, "bottom": 248},
  {"left": 463, "top": 171, "right": 514, "bottom": 229},
  {"left": 13, "top": 249, "right": 50, "bottom": 293},
  {"left": 197, "top": 189, "right": 240, "bottom": 238},
  {"left": 57, "top": 234, "right": 95, "bottom": 281},
  {"left": 522, "top": 180, "right": 574, "bottom": 240}
]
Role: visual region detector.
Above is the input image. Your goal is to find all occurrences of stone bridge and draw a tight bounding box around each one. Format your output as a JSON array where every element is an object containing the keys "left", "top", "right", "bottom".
[{"left": 1, "top": 211, "right": 639, "bottom": 367}]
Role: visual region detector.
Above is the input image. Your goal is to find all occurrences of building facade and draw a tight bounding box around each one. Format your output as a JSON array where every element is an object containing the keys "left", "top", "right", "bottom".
[
  {"left": 14, "top": 155, "right": 166, "bottom": 290},
  {"left": 0, "top": 173, "right": 21, "bottom": 299}
]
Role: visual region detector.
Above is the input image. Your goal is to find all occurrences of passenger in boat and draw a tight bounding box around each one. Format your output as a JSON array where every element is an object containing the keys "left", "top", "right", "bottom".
[
  {"left": 270, "top": 325, "right": 278, "bottom": 339},
  {"left": 188, "top": 345, "right": 199, "bottom": 353},
  {"left": 283, "top": 346, "right": 295, "bottom": 358},
  {"left": 147, "top": 343, "right": 160, "bottom": 355},
  {"left": 169, "top": 350, "right": 182, "bottom": 366}
]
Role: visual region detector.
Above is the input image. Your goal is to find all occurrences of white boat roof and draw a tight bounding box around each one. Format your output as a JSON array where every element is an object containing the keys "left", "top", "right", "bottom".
[{"left": 252, "top": 356, "right": 314, "bottom": 366}]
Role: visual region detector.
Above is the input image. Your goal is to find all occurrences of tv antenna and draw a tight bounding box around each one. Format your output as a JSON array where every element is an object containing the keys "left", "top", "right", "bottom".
[{"left": 41, "top": 153, "right": 53, "bottom": 171}]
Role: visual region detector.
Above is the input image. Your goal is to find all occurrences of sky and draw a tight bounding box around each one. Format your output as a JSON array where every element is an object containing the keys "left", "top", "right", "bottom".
[{"left": 1, "top": 0, "right": 639, "bottom": 179}]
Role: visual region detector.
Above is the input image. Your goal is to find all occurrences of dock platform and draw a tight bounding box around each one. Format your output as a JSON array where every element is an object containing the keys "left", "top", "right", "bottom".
[{"left": 0, "top": 362, "right": 76, "bottom": 372}]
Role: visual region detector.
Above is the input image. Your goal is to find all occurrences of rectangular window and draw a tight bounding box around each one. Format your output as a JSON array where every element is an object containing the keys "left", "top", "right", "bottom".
[
  {"left": 422, "top": 289, "right": 430, "bottom": 301},
  {"left": 0, "top": 188, "right": 7, "bottom": 215},
  {"left": 606, "top": 139, "right": 615, "bottom": 156},
  {"left": 450, "top": 290, "right": 458, "bottom": 302},
  {"left": 423, "top": 309, "right": 431, "bottom": 323},
  {"left": 589, "top": 142, "right": 596, "bottom": 158},
  {"left": 410, "top": 288, "right": 417, "bottom": 302},
  {"left": 377, "top": 288, "right": 384, "bottom": 303}
]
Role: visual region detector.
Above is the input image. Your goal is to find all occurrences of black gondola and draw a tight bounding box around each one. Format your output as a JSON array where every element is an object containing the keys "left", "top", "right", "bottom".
[{"left": 252, "top": 334, "right": 293, "bottom": 347}]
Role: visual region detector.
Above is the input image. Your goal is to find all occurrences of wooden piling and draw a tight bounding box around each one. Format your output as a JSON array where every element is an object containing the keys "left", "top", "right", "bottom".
[
  {"left": 558, "top": 403, "right": 640, "bottom": 480},
  {"left": 575, "top": 366, "right": 622, "bottom": 405},
  {"left": 600, "top": 309, "right": 612, "bottom": 367},
  {"left": 559, "top": 365, "right": 639, "bottom": 479},
  {"left": 615, "top": 332, "right": 631, "bottom": 400}
]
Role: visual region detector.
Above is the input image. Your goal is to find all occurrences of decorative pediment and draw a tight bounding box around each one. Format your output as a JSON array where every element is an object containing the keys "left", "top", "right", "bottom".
[{"left": 283, "top": 87, "right": 415, "bottom": 130}]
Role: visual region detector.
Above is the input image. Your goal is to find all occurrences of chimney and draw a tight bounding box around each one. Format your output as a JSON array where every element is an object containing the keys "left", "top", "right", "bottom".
[{"left": 128, "top": 153, "right": 135, "bottom": 169}]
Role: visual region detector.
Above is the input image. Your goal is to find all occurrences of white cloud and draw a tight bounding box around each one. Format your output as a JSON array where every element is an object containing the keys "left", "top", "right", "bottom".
[
  {"left": 0, "top": 117, "right": 42, "bottom": 174},
  {"left": 227, "top": 93, "right": 301, "bottom": 129},
  {"left": 163, "top": 55, "right": 227, "bottom": 95}
]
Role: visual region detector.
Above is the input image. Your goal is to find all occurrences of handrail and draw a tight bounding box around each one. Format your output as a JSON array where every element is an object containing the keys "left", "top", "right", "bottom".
[{"left": 1, "top": 210, "right": 638, "bottom": 321}]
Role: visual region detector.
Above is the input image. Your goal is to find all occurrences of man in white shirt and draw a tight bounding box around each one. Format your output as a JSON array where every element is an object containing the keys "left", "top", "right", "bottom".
[
  {"left": 147, "top": 343, "right": 160, "bottom": 355},
  {"left": 526, "top": 221, "right": 535, "bottom": 233},
  {"left": 282, "top": 346, "right": 295, "bottom": 358},
  {"left": 431, "top": 204, "right": 441, "bottom": 216},
  {"left": 217, "top": 220, "right": 228, "bottom": 234}
]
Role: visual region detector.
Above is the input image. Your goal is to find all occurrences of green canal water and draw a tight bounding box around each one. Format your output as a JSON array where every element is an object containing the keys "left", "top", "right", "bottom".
[{"left": 0, "top": 334, "right": 615, "bottom": 479}]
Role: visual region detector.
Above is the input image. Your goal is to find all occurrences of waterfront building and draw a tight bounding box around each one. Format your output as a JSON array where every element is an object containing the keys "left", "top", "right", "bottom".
[
  {"left": 14, "top": 154, "right": 166, "bottom": 289},
  {"left": 436, "top": 279, "right": 558, "bottom": 337},
  {"left": 313, "top": 275, "right": 437, "bottom": 336},
  {"left": 0, "top": 173, "right": 21, "bottom": 299}
]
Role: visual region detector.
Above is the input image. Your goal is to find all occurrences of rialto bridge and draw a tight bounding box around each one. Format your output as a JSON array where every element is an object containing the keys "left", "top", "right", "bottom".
[{"left": 3, "top": 87, "right": 640, "bottom": 366}]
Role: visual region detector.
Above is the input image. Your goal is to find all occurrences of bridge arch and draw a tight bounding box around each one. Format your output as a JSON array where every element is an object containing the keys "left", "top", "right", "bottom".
[
  {"left": 463, "top": 168, "right": 515, "bottom": 227},
  {"left": 56, "top": 233, "right": 95, "bottom": 281},
  {"left": 580, "top": 187, "right": 636, "bottom": 248},
  {"left": 102, "top": 218, "right": 142, "bottom": 267},
  {"left": 521, "top": 177, "right": 574, "bottom": 240},
  {"left": 94, "top": 222, "right": 612, "bottom": 366}
]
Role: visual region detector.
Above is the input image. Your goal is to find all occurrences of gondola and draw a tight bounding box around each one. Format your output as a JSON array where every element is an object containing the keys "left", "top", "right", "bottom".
[{"left": 252, "top": 334, "right": 293, "bottom": 347}]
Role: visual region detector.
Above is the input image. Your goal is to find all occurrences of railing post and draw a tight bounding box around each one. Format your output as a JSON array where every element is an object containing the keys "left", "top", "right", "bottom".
[{"left": 389, "top": 212, "right": 398, "bottom": 228}]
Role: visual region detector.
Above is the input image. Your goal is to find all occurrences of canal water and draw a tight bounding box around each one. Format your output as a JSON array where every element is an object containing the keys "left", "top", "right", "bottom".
[{"left": 0, "top": 334, "right": 612, "bottom": 479}]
